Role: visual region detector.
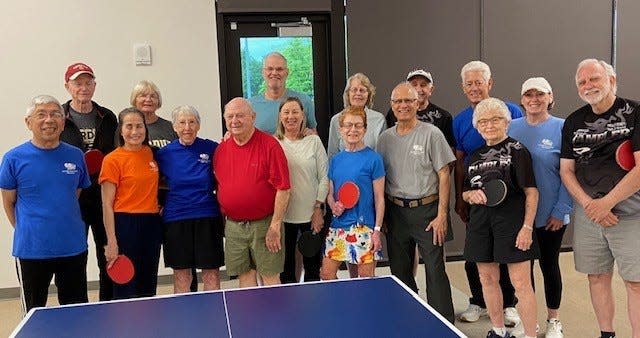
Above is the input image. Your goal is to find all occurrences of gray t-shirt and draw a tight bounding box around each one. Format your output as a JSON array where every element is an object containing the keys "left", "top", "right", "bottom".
[
  {"left": 147, "top": 117, "right": 177, "bottom": 148},
  {"left": 377, "top": 121, "right": 455, "bottom": 198},
  {"left": 69, "top": 107, "right": 97, "bottom": 148}
]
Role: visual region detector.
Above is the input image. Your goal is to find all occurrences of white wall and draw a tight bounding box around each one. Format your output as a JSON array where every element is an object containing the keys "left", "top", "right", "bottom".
[{"left": 0, "top": 0, "right": 223, "bottom": 289}]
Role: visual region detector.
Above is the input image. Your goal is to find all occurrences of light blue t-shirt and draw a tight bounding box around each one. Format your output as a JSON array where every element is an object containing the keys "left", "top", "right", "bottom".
[
  {"left": 156, "top": 137, "right": 220, "bottom": 222},
  {"left": 0, "top": 141, "right": 90, "bottom": 259},
  {"left": 248, "top": 89, "right": 317, "bottom": 134},
  {"left": 453, "top": 101, "right": 523, "bottom": 164},
  {"left": 328, "top": 147, "right": 385, "bottom": 229},
  {"left": 509, "top": 116, "right": 573, "bottom": 228}
]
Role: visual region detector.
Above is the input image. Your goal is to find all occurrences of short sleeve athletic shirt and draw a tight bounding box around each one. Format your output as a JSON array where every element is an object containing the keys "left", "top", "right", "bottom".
[
  {"left": 560, "top": 97, "right": 640, "bottom": 218},
  {"left": 464, "top": 137, "right": 536, "bottom": 197}
]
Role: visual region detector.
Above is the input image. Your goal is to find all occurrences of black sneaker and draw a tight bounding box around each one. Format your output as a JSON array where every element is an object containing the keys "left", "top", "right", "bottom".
[{"left": 486, "top": 330, "right": 514, "bottom": 338}]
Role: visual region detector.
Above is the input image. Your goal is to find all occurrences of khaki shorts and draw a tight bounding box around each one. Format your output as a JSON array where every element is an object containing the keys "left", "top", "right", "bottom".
[
  {"left": 224, "top": 216, "right": 285, "bottom": 277},
  {"left": 574, "top": 206, "right": 640, "bottom": 281}
]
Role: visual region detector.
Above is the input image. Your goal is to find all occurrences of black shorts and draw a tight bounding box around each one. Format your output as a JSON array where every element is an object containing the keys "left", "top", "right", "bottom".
[
  {"left": 463, "top": 197, "right": 539, "bottom": 264},
  {"left": 163, "top": 217, "right": 224, "bottom": 269}
]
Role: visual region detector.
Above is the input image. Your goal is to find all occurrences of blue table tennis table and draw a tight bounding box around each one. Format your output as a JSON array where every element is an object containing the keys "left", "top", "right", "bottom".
[{"left": 11, "top": 275, "right": 466, "bottom": 338}]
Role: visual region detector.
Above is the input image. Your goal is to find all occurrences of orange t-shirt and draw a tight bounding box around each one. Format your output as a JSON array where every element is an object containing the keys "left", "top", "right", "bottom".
[{"left": 99, "top": 146, "right": 159, "bottom": 213}]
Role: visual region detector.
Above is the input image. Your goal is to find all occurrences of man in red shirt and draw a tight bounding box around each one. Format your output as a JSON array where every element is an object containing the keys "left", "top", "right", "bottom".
[{"left": 214, "top": 97, "right": 291, "bottom": 287}]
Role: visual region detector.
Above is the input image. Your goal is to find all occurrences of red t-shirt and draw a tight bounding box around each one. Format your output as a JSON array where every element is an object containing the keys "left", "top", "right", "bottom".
[{"left": 213, "top": 129, "right": 290, "bottom": 220}]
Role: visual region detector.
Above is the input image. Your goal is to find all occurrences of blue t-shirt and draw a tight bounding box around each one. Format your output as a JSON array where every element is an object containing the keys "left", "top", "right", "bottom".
[
  {"left": 509, "top": 116, "right": 573, "bottom": 228},
  {"left": 248, "top": 89, "right": 317, "bottom": 134},
  {"left": 328, "top": 147, "right": 385, "bottom": 229},
  {"left": 156, "top": 138, "right": 221, "bottom": 222},
  {"left": 0, "top": 141, "right": 90, "bottom": 259},
  {"left": 453, "top": 101, "right": 523, "bottom": 164}
]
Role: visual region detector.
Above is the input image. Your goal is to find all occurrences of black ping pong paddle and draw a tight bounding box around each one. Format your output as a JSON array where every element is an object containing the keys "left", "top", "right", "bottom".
[
  {"left": 297, "top": 230, "right": 323, "bottom": 258},
  {"left": 483, "top": 179, "right": 507, "bottom": 207}
]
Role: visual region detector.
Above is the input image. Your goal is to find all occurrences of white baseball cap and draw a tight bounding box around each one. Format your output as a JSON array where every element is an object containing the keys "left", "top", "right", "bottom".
[
  {"left": 406, "top": 69, "right": 433, "bottom": 84},
  {"left": 521, "top": 77, "right": 552, "bottom": 95}
]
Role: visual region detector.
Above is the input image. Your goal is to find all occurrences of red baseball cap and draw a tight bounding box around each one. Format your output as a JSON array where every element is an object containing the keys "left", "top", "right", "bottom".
[{"left": 65, "top": 63, "right": 95, "bottom": 82}]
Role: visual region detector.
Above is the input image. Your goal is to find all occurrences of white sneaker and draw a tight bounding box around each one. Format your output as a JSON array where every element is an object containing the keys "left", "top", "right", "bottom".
[
  {"left": 510, "top": 321, "right": 540, "bottom": 338},
  {"left": 504, "top": 307, "right": 520, "bottom": 327},
  {"left": 545, "top": 319, "right": 563, "bottom": 338},
  {"left": 459, "top": 304, "right": 488, "bottom": 322}
]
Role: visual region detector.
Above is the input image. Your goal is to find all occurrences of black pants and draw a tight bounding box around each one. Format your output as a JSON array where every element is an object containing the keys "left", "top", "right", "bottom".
[
  {"left": 531, "top": 225, "right": 566, "bottom": 309},
  {"left": 465, "top": 262, "right": 517, "bottom": 308},
  {"left": 17, "top": 251, "right": 88, "bottom": 313},
  {"left": 113, "top": 213, "right": 162, "bottom": 299},
  {"left": 281, "top": 222, "right": 321, "bottom": 283},
  {"left": 80, "top": 199, "right": 113, "bottom": 302}
]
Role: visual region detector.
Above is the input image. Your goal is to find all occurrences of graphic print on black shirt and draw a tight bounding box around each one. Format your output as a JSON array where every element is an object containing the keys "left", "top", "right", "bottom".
[
  {"left": 464, "top": 137, "right": 536, "bottom": 198},
  {"left": 561, "top": 98, "right": 640, "bottom": 198}
]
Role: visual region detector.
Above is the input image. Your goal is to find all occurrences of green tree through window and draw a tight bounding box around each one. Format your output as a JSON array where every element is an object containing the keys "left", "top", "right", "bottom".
[{"left": 240, "top": 37, "right": 314, "bottom": 100}]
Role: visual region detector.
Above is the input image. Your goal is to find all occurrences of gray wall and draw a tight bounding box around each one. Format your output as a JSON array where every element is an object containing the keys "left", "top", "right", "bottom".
[
  {"left": 347, "top": 0, "right": 627, "bottom": 255},
  {"left": 217, "top": 0, "right": 640, "bottom": 256}
]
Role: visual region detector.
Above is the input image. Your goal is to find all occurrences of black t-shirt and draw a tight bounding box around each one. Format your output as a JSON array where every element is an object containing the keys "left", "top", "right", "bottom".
[
  {"left": 560, "top": 97, "right": 640, "bottom": 216},
  {"left": 386, "top": 102, "right": 456, "bottom": 147},
  {"left": 464, "top": 137, "right": 537, "bottom": 197}
]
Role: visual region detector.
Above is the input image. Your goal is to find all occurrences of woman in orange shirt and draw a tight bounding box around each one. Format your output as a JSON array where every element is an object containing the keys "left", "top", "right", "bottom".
[{"left": 100, "top": 107, "right": 161, "bottom": 299}]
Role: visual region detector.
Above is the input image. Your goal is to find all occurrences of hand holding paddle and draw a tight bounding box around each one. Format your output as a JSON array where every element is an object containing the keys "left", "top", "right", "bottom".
[
  {"left": 107, "top": 255, "right": 135, "bottom": 284},
  {"left": 463, "top": 179, "right": 507, "bottom": 207}
]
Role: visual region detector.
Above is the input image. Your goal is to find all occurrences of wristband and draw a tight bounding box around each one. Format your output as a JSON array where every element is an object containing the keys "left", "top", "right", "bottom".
[
  {"left": 374, "top": 225, "right": 382, "bottom": 232},
  {"left": 522, "top": 224, "right": 533, "bottom": 231}
]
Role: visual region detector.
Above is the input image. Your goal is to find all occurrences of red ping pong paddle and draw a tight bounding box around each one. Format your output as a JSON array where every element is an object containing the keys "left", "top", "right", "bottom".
[
  {"left": 483, "top": 179, "right": 507, "bottom": 207},
  {"left": 107, "top": 255, "right": 135, "bottom": 284},
  {"left": 616, "top": 139, "right": 635, "bottom": 171},
  {"left": 84, "top": 149, "right": 104, "bottom": 175},
  {"left": 338, "top": 181, "right": 360, "bottom": 209}
]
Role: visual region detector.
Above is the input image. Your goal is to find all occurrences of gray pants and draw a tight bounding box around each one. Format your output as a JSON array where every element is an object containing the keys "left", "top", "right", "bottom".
[{"left": 385, "top": 200, "right": 455, "bottom": 323}]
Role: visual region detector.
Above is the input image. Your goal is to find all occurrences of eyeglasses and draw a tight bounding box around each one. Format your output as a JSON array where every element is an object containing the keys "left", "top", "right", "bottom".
[
  {"left": 463, "top": 80, "right": 486, "bottom": 89},
  {"left": 390, "top": 98, "right": 417, "bottom": 105},
  {"left": 349, "top": 87, "right": 368, "bottom": 94},
  {"left": 476, "top": 117, "right": 504, "bottom": 127},
  {"left": 30, "top": 111, "right": 64, "bottom": 120},
  {"left": 341, "top": 123, "right": 365, "bottom": 130},
  {"left": 263, "top": 67, "right": 287, "bottom": 73}
]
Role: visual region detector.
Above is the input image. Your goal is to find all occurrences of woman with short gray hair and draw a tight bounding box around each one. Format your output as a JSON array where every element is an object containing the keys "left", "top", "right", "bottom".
[
  {"left": 155, "top": 105, "right": 224, "bottom": 293},
  {"left": 463, "top": 97, "right": 539, "bottom": 338}
]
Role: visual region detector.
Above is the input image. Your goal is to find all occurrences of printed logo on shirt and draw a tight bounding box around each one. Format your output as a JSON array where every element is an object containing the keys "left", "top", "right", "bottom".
[
  {"left": 571, "top": 103, "right": 635, "bottom": 160},
  {"left": 80, "top": 127, "right": 96, "bottom": 148},
  {"left": 539, "top": 138, "right": 553, "bottom": 149},
  {"left": 410, "top": 144, "right": 424, "bottom": 156},
  {"left": 198, "top": 153, "right": 211, "bottom": 163},
  {"left": 468, "top": 141, "right": 523, "bottom": 175},
  {"left": 150, "top": 139, "right": 171, "bottom": 148},
  {"left": 62, "top": 162, "right": 78, "bottom": 174}
]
